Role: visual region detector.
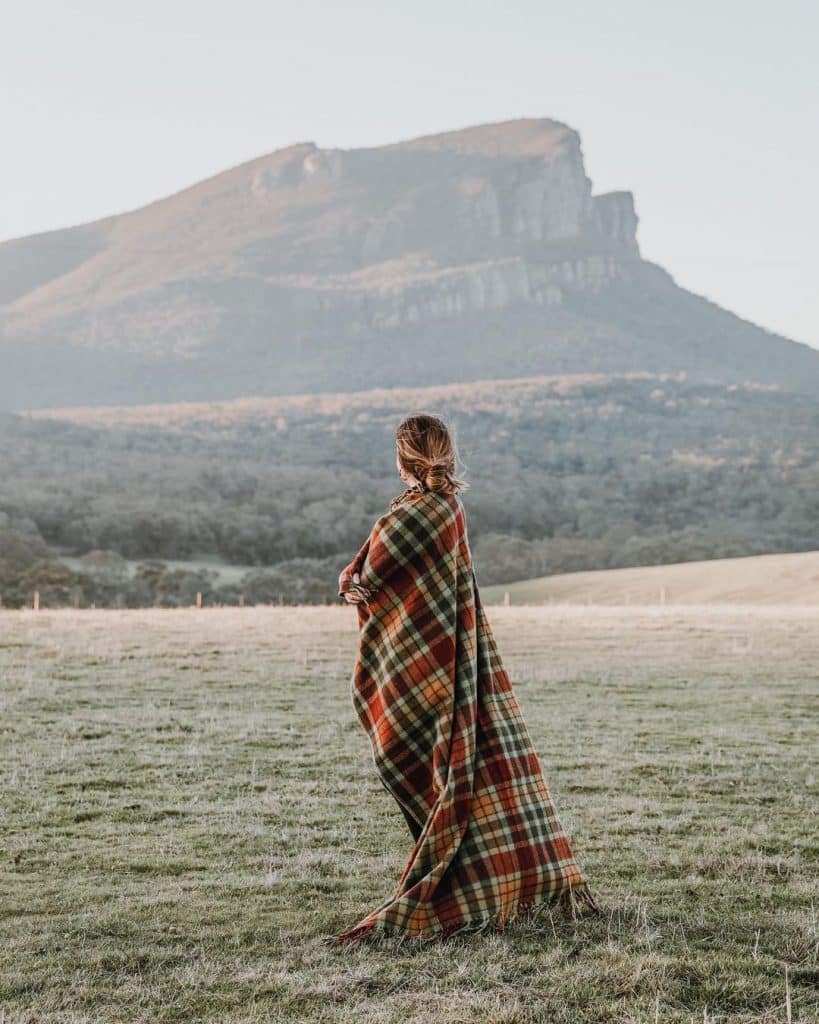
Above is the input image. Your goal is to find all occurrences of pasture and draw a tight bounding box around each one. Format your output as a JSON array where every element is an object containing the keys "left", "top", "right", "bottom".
[
  {"left": 1, "top": 605, "right": 817, "bottom": 1023},
  {"left": 482, "top": 551, "right": 819, "bottom": 607}
]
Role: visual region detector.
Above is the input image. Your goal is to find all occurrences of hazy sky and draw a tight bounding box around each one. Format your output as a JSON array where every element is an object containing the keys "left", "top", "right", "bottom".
[{"left": 2, "top": 0, "right": 817, "bottom": 349}]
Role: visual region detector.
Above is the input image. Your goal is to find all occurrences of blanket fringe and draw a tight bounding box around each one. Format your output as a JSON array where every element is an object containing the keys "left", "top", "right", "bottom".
[
  {"left": 556, "top": 880, "right": 599, "bottom": 919},
  {"left": 323, "top": 880, "right": 599, "bottom": 947},
  {"left": 325, "top": 916, "right": 379, "bottom": 946}
]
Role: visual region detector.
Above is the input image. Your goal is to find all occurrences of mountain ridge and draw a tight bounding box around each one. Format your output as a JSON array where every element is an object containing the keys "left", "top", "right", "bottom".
[{"left": 2, "top": 116, "right": 818, "bottom": 409}]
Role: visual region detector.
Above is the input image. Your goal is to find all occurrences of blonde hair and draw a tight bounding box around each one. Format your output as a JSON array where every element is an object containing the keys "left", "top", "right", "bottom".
[{"left": 395, "top": 413, "right": 468, "bottom": 494}]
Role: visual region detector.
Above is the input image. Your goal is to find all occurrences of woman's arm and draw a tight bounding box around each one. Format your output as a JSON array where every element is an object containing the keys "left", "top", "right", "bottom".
[
  {"left": 339, "top": 494, "right": 449, "bottom": 606},
  {"left": 352, "top": 496, "right": 447, "bottom": 602}
]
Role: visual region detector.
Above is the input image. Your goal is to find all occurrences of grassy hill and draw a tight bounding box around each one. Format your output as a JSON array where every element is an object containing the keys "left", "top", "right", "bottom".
[{"left": 482, "top": 550, "right": 819, "bottom": 605}]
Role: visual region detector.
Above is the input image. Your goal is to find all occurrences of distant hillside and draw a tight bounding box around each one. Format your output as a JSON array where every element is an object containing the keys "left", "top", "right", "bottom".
[
  {"left": 2, "top": 117, "right": 819, "bottom": 409},
  {"left": 482, "top": 550, "right": 819, "bottom": 605},
  {"left": 0, "top": 371, "right": 814, "bottom": 607}
]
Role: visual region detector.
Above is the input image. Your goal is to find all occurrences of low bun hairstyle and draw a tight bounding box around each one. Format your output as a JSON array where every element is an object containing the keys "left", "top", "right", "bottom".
[{"left": 395, "top": 413, "right": 468, "bottom": 494}]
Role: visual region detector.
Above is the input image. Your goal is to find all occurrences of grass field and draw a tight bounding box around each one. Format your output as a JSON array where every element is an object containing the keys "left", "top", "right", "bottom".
[
  {"left": 482, "top": 551, "right": 819, "bottom": 607},
  {"left": 1, "top": 605, "right": 817, "bottom": 1023}
]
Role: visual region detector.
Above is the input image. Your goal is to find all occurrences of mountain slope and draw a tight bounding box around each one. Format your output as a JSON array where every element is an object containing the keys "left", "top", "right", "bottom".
[{"left": 2, "top": 117, "right": 818, "bottom": 409}]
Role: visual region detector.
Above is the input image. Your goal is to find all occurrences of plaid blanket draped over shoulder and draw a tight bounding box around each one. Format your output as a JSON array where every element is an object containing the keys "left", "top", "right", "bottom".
[{"left": 330, "top": 485, "right": 596, "bottom": 943}]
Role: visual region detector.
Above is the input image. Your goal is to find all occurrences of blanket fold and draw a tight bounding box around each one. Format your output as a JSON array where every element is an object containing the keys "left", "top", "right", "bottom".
[{"left": 332, "top": 486, "right": 596, "bottom": 943}]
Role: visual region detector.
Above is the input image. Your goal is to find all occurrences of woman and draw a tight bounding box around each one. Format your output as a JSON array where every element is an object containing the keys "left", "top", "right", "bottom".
[{"left": 330, "top": 412, "right": 596, "bottom": 944}]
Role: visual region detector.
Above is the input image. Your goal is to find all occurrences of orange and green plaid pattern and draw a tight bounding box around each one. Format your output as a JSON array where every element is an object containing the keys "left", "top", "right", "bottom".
[{"left": 330, "top": 487, "right": 596, "bottom": 943}]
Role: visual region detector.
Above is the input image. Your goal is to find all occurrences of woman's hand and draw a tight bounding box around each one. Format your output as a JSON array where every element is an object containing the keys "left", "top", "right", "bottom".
[{"left": 342, "top": 571, "right": 371, "bottom": 605}]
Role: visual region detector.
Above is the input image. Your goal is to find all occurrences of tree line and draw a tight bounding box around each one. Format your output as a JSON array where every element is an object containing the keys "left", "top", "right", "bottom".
[{"left": 1, "top": 375, "right": 817, "bottom": 607}]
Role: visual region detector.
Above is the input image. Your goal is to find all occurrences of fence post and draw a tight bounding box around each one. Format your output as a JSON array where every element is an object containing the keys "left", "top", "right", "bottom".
[
  {"left": 33, "top": 590, "right": 40, "bottom": 611},
  {"left": 195, "top": 592, "right": 203, "bottom": 609},
  {"left": 503, "top": 591, "right": 510, "bottom": 607}
]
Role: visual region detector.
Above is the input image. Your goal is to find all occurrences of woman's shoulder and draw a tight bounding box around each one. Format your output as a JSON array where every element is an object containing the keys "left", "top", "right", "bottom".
[
  {"left": 368, "top": 489, "right": 465, "bottom": 558},
  {"left": 387, "top": 485, "right": 425, "bottom": 512},
  {"left": 377, "top": 488, "right": 463, "bottom": 534}
]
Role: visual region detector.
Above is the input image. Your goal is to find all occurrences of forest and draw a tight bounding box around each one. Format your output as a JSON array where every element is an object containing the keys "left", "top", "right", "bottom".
[{"left": 1, "top": 373, "right": 817, "bottom": 607}]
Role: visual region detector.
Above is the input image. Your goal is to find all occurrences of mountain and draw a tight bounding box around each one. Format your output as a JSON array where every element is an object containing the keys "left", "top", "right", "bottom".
[{"left": 2, "top": 117, "right": 818, "bottom": 410}]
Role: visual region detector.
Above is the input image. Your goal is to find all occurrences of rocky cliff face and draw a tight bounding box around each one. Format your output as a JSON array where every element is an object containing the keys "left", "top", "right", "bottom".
[
  {"left": 1, "top": 117, "right": 817, "bottom": 409},
  {"left": 295, "top": 251, "right": 637, "bottom": 336},
  {"left": 246, "top": 124, "right": 638, "bottom": 266},
  {"left": 233, "top": 121, "right": 642, "bottom": 329},
  {"left": 591, "top": 192, "right": 639, "bottom": 254}
]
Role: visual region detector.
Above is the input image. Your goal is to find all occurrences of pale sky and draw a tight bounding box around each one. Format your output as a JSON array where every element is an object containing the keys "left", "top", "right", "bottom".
[{"left": 2, "top": 0, "right": 817, "bottom": 349}]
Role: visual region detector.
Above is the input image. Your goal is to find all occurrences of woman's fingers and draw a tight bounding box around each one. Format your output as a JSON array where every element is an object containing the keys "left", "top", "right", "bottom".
[{"left": 342, "top": 577, "right": 372, "bottom": 604}]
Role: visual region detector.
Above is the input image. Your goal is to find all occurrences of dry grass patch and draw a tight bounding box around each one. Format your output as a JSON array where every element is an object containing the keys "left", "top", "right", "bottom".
[{"left": 1, "top": 606, "right": 817, "bottom": 1022}]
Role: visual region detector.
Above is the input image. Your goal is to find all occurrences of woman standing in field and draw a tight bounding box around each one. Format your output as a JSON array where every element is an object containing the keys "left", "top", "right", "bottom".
[{"left": 329, "top": 412, "right": 597, "bottom": 944}]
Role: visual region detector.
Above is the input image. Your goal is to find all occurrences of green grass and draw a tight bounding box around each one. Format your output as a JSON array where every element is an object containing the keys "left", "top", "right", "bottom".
[
  {"left": 1, "top": 605, "right": 817, "bottom": 1023},
  {"left": 58, "top": 553, "right": 258, "bottom": 586}
]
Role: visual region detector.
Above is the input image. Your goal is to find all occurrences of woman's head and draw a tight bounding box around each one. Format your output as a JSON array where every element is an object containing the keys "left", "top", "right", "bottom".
[{"left": 395, "top": 413, "right": 467, "bottom": 494}]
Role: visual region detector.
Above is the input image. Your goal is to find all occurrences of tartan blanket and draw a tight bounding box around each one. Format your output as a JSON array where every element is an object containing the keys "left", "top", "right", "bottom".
[{"left": 330, "top": 486, "right": 596, "bottom": 944}]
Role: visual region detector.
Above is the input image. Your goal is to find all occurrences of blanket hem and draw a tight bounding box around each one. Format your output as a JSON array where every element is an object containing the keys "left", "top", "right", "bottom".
[{"left": 324, "top": 880, "right": 599, "bottom": 947}]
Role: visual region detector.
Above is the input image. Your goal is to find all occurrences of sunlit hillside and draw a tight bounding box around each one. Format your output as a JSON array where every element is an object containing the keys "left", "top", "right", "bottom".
[{"left": 482, "top": 549, "right": 819, "bottom": 605}]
